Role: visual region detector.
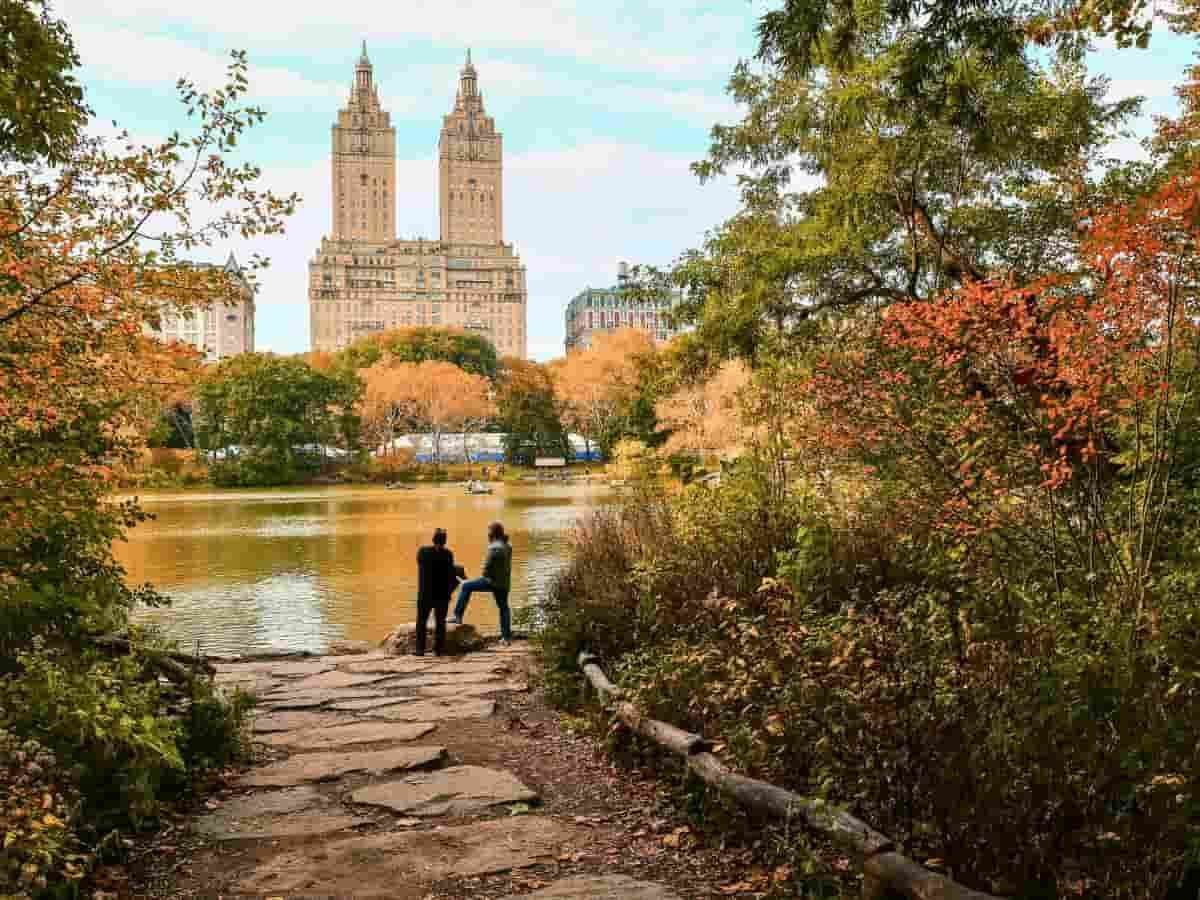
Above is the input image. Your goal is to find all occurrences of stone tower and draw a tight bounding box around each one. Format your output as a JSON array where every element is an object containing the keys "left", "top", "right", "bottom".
[
  {"left": 438, "top": 50, "right": 503, "bottom": 245},
  {"left": 309, "top": 48, "right": 527, "bottom": 359},
  {"left": 331, "top": 42, "right": 396, "bottom": 243}
]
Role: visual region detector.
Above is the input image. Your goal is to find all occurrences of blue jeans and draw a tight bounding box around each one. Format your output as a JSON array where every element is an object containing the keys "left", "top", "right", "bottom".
[{"left": 454, "top": 577, "right": 511, "bottom": 640}]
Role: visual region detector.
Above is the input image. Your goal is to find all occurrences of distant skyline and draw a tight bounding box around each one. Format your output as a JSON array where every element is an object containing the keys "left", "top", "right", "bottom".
[{"left": 60, "top": 1, "right": 1196, "bottom": 360}]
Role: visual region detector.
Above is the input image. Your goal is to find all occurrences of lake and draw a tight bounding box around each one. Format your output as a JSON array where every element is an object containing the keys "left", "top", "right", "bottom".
[{"left": 112, "top": 483, "right": 605, "bottom": 656}]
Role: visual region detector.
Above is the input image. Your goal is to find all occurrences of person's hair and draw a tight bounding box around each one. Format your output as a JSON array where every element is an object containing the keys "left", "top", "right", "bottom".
[
  {"left": 487, "top": 521, "right": 506, "bottom": 542},
  {"left": 432, "top": 528, "right": 447, "bottom": 547}
]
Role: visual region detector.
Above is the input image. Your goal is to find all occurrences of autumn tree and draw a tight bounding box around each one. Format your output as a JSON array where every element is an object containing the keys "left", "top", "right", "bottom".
[
  {"left": 654, "top": 359, "right": 750, "bottom": 461},
  {"left": 497, "top": 358, "right": 570, "bottom": 465},
  {"left": 551, "top": 328, "right": 656, "bottom": 459},
  {"left": 361, "top": 359, "right": 492, "bottom": 464},
  {"left": 0, "top": 8, "right": 296, "bottom": 881}
]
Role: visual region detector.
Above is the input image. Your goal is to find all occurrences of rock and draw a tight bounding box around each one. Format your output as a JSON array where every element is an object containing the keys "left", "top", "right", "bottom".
[
  {"left": 339, "top": 657, "right": 435, "bottom": 675},
  {"left": 213, "top": 673, "right": 278, "bottom": 697},
  {"left": 328, "top": 695, "right": 418, "bottom": 712},
  {"left": 350, "top": 765, "right": 536, "bottom": 816},
  {"left": 380, "top": 622, "right": 484, "bottom": 656},
  {"left": 416, "top": 681, "right": 527, "bottom": 698},
  {"left": 275, "top": 668, "right": 397, "bottom": 693},
  {"left": 194, "top": 787, "right": 368, "bottom": 840},
  {"left": 239, "top": 745, "right": 446, "bottom": 788},
  {"left": 236, "top": 817, "right": 576, "bottom": 896},
  {"left": 366, "top": 698, "right": 495, "bottom": 722},
  {"left": 258, "top": 688, "right": 391, "bottom": 711},
  {"left": 251, "top": 711, "right": 356, "bottom": 734},
  {"left": 260, "top": 658, "right": 336, "bottom": 678},
  {"left": 499, "top": 876, "right": 683, "bottom": 899},
  {"left": 378, "top": 671, "right": 502, "bottom": 688},
  {"left": 327, "top": 639, "right": 376, "bottom": 655},
  {"left": 261, "top": 721, "right": 436, "bottom": 751}
]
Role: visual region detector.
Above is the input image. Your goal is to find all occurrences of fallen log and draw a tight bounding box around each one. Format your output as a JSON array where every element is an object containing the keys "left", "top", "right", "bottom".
[
  {"left": 577, "top": 652, "right": 1002, "bottom": 900},
  {"left": 89, "top": 634, "right": 216, "bottom": 682}
]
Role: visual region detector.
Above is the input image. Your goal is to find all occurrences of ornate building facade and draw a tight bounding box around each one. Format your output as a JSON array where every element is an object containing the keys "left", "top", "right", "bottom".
[
  {"left": 149, "top": 253, "right": 255, "bottom": 361},
  {"left": 563, "top": 261, "right": 685, "bottom": 353},
  {"left": 309, "top": 48, "right": 528, "bottom": 357}
]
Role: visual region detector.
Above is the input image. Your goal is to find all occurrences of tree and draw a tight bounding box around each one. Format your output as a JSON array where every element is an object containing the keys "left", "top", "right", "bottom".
[
  {"left": 194, "top": 354, "right": 359, "bottom": 486},
  {"left": 671, "top": 0, "right": 1137, "bottom": 364},
  {"left": 336, "top": 326, "right": 499, "bottom": 380},
  {"left": 357, "top": 359, "right": 491, "bottom": 464},
  {"left": 0, "top": 1, "right": 87, "bottom": 164},
  {"left": 551, "top": 328, "right": 656, "bottom": 459},
  {"left": 357, "top": 363, "right": 411, "bottom": 456},
  {"left": 1, "top": 50, "right": 296, "bottom": 653},
  {"left": 655, "top": 359, "right": 750, "bottom": 461},
  {"left": 496, "top": 358, "right": 570, "bottom": 465}
]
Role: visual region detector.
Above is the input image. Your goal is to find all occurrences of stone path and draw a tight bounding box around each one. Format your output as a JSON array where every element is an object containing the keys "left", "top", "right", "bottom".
[{"left": 181, "top": 643, "right": 683, "bottom": 899}]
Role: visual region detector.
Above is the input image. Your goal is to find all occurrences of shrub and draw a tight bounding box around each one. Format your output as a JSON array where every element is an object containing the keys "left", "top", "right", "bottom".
[
  {"left": 0, "top": 642, "right": 253, "bottom": 892},
  {"left": 540, "top": 463, "right": 1200, "bottom": 897},
  {"left": 0, "top": 729, "right": 87, "bottom": 899}
]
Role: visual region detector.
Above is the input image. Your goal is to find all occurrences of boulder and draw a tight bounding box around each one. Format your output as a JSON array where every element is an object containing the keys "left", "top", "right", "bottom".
[{"left": 380, "top": 622, "right": 484, "bottom": 656}]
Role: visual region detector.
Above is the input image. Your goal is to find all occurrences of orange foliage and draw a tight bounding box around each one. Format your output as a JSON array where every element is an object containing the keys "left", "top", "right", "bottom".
[
  {"left": 655, "top": 359, "right": 751, "bottom": 458},
  {"left": 0, "top": 56, "right": 295, "bottom": 608},
  {"left": 551, "top": 328, "right": 655, "bottom": 450},
  {"left": 358, "top": 358, "right": 492, "bottom": 460}
]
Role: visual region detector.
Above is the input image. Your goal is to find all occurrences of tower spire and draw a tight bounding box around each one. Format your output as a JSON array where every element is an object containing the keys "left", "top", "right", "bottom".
[{"left": 360, "top": 40, "right": 370, "bottom": 65}]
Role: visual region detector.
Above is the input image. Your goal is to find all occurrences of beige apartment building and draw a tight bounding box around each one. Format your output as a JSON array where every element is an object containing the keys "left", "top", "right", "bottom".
[
  {"left": 149, "top": 253, "right": 255, "bottom": 361},
  {"left": 309, "top": 48, "right": 528, "bottom": 357}
]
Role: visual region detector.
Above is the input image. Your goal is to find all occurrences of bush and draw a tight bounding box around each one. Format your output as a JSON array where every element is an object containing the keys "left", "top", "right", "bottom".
[
  {"left": 539, "top": 463, "right": 1200, "bottom": 898},
  {"left": 0, "top": 643, "right": 253, "bottom": 894},
  {"left": 0, "top": 729, "right": 87, "bottom": 898}
]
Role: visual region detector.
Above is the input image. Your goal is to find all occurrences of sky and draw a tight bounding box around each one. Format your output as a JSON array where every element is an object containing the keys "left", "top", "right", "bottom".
[{"left": 57, "top": 1, "right": 1198, "bottom": 361}]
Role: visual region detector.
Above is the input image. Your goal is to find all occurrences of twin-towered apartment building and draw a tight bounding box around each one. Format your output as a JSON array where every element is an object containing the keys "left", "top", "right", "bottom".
[{"left": 307, "top": 47, "right": 528, "bottom": 358}]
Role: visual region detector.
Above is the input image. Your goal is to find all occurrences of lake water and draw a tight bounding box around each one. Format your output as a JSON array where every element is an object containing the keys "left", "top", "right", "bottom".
[{"left": 112, "top": 483, "right": 605, "bottom": 656}]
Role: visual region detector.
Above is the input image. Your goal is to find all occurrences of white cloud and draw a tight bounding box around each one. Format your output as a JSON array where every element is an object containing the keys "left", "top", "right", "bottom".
[
  {"left": 71, "top": 23, "right": 343, "bottom": 101},
  {"left": 60, "top": 0, "right": 748, "bottom": 77}
]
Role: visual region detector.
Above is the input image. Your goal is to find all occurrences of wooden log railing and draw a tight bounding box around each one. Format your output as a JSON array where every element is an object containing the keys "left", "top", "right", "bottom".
[{"left": 577, "top": 652, "right": 1001, "bottom": 900}]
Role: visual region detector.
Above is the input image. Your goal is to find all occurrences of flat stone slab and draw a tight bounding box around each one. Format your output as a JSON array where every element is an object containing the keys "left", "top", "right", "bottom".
[
  {"left": 213, "top": 674, "right": 278, "bottom": 697},
  {"left": 350, "top": 765, "right": 536, "bottom": 817},
  {"left": 194, "top": 786, "right": 367, "bottom": 840},
  {"left": 259, "top": 658, "right": 336, "bottom": 678},
  {"left": 251, "top": 710, "right": 355, "bottom": 734},
  {"left": 239, "top": 745, "right": 446, "bottom": 788},
  {"left": 276, "top": 669, "right": 397, "bottom": 692},
  {"left": 328, "top": 695, "right": 419, "bottom": 712},
  {"left": 500, "top": 876, "right": 683, "bottom": 899},
  {"left": 236, "top": 817, "right": 575, "bottom": 896},
  {"left": 339, "top": 658, "right": 435, "bottom": 675},
  {"left": 262, "top": 721, "right": 436, "bottom": 751},
  {"left": 367, "top": 698, "right": 495, "bottom": 722},
  {"left": 416, "top": 681, "right": 527, "bottom": 698},
  {"left": 380, "top": 672, "right": 503, "bottom": 687},
  {"left": 259, "top": 688, "right": 391, "bottom": 710}
]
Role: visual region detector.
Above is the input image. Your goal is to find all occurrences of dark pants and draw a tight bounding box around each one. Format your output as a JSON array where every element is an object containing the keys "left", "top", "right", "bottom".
[
  {"left": 453, "top": 577, "right": 511, "bottom": 640},
  {"left": 415, "top": 596, "right": 450, "bottom": 655}
]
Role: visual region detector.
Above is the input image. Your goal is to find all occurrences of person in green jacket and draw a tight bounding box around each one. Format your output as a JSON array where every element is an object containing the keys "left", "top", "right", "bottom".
[{"left": 448, "top": 520, "right": 513, "bottom": 643}]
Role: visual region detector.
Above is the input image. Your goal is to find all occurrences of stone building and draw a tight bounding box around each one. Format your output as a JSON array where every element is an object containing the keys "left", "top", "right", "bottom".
[
  {"left": 563, "top": 261, "right": 684, "bottom": 353},
  {"left": 309, "top": 48, "right": 527, "bottom": 357},
  {"left": 150, "top": 252, "right": 255, "bottom": 362}
]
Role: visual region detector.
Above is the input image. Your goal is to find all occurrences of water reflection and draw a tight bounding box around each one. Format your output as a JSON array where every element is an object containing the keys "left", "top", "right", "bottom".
[{"left": 114, "top": 484, "right": 602, "bottom": 656}]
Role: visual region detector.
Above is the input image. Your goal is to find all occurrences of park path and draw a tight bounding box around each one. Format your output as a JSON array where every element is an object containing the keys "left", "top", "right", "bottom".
[{"left": 134, "top": 641, "right": 739, "bottom": 899}]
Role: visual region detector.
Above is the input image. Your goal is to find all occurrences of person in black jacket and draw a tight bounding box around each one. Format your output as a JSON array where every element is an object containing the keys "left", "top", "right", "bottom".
[{"left": 415, "top": 528, "right": 457, "bottom": 656}]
